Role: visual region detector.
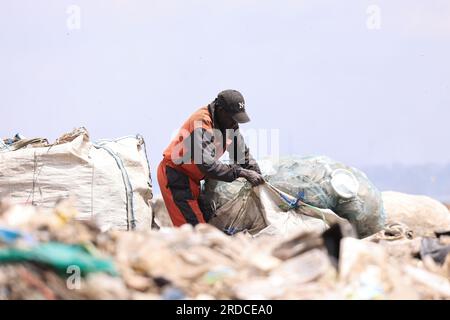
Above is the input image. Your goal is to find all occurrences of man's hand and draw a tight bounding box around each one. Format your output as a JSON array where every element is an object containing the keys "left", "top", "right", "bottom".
[
  {"left": 239, "top": 169, "right": 265, "bottom": 187},
  {"left": 249, "top": 163, "right": 262, "bottom": 174}
]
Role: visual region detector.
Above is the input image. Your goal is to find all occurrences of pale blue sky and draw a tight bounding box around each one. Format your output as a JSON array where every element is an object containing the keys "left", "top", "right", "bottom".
[{"left": 1, "top": 1, "right": 450, "bottom": 178}]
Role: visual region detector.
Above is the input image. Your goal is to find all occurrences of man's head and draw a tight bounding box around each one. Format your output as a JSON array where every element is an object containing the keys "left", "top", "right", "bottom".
[{"left": 214, "top": 89, "right": 250, "bottom": 129}]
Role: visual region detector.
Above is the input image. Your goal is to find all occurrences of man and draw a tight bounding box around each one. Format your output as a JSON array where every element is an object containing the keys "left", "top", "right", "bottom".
[{"left": 157, "top": 89, "right": 264, "bottom": 227}]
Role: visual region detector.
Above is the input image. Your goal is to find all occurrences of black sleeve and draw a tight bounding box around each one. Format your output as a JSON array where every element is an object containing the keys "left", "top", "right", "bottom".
[
  {"left": 190, "top": 127, "right": 242, "bottom": 182},
  {"left": 227, "top": 129, "right": 261, "bottom": 174}
]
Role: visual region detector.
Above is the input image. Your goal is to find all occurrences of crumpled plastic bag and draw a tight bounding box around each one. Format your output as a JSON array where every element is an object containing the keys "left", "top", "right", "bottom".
[
  {"left": 204, "top": 156, "right": 385, "bottom": 238},
  {"left": 207, "top": 180, "right": 349, "bottom": 238}
]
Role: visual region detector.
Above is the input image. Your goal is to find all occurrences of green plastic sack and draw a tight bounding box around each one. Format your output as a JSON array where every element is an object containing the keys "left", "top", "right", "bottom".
[{"left": 0, "top": 242, "right": 117, "bottom": 276}]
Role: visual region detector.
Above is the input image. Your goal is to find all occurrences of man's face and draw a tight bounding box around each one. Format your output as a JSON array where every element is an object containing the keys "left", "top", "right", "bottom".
[{"left": 216, "top": 107, "right": 238, "bottom": 130}]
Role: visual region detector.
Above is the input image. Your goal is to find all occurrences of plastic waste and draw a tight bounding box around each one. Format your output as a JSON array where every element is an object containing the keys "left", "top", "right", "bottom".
[
  {"left": 204, "top": 156, "right": 385, "bottom": 238},
  {"left": 206, "top": 181, "right": 340, "bottom": 237},
  {"left": 1, "top": 199, "right": 450, "bottom": 300},
  {"left": 420, "top": 237, "right": 450, "bottom": 265},
  {"left": 162, "top": 287, "right": 185, "bottom": 300},
  {"left": 0, "top": 242, "right": 117, "bottom": 276},
  {"left": 202, "top": 266, "right": 236, "bottom": 285},
  {"left": 0, "top": 227, "right": 35, "bottom": 245}
]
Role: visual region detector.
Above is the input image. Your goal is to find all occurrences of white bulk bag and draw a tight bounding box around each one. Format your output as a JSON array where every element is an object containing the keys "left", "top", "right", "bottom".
[{"left": 0, "top": 128, "right": 153, "bottom": 231}]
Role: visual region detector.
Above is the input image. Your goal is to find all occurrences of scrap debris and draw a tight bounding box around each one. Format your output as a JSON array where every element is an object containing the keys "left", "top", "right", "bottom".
[{"left": 0, "top": 201, "right": 449, "bottom": 300}]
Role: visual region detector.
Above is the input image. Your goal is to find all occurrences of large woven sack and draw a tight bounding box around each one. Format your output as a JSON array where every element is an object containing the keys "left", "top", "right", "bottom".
[
  {"left": 0, "top": 128, "right": 153, "bottom": 231},
  {"left": 382, "top": 191, "right": 450, "bottom": 237}
]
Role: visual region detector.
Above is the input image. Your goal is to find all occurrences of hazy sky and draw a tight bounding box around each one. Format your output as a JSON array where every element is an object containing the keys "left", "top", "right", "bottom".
[{"left": 1, "top": 1, "right": 450, "bottom": 178}]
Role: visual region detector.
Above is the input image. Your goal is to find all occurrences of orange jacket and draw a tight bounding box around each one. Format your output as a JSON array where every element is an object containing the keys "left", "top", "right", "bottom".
[{"left": 163, "top": 103, "right": 259, "bottom": 184}]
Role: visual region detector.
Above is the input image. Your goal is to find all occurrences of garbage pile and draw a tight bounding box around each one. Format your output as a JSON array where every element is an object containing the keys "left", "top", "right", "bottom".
[{"left": 1, "top": 199, "right": 449, "bottom": 300}]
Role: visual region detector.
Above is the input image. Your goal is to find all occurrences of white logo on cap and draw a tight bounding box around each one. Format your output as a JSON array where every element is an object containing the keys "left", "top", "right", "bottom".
[{"left": 238, "top": 102, "right": 245, "bottom": 110}]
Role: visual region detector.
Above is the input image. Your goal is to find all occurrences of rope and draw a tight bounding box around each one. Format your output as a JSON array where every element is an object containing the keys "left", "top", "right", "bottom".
[
  {"left": 0, "top": 140, "right": 10, "bottom": 152},
  {"left": 136, "top": 134, "right": 153, "bottom": 191},
  {"left": 96, "top": 134, "right": 153, "bottom": 189},
  {"left": 266, "top": 183, "right": 329, "bottom": 224},
  {"left": 93, "top": 142, "right": 136, "bottom": 231}
]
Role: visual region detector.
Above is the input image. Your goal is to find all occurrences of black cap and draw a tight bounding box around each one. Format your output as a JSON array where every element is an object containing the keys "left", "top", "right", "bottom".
[{"left": 216, "top": 89, "right": 250, "bottom": 123}]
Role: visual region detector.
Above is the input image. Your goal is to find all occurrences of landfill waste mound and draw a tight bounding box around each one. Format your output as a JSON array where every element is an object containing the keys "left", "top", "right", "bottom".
[
  {"left": 1, "top": 200, "right": 449, "bottom": 300},
  {"left": 204, "top": 156, "right": 385, "bottom": 238}
]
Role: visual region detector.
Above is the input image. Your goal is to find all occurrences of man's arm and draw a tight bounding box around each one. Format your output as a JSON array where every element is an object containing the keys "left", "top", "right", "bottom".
[
  {"left": 228, "top": 129, "right": 261, "bottom": 174},
  {"left": 191, "top": 126, "right": 242, "bottom": 182}
]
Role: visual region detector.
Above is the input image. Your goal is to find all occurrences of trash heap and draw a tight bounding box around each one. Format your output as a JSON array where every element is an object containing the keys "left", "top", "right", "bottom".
[{"left": 1, "top": 199, "right": 449, "bottom": 300}]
